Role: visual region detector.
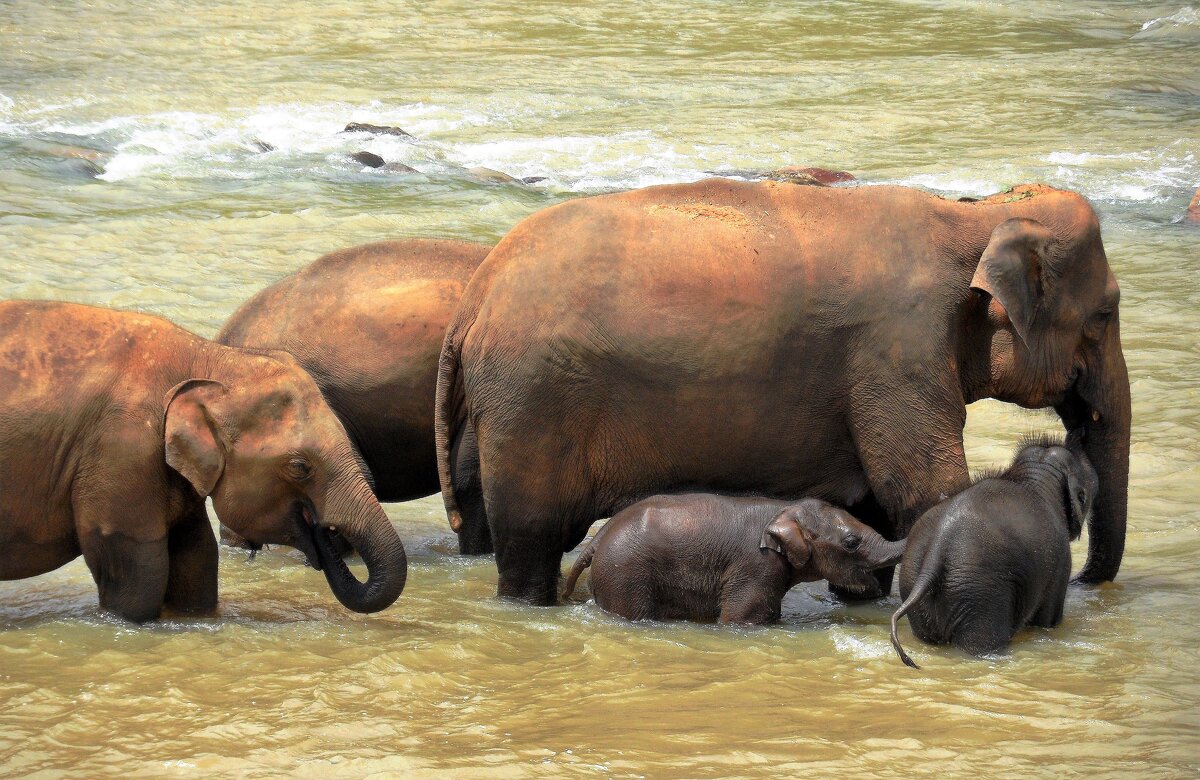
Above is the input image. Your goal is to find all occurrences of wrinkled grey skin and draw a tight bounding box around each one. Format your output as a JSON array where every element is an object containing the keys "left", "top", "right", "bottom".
[
  {"left": 562, "top": 494, "right": 905, "bottom": 623},
  {"left": 890, "top": 437, "right": 1098, "bottom": 668}
]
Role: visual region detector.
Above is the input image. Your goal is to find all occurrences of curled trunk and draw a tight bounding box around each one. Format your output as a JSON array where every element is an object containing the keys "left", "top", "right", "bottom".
[{"left": 311, "top": 470, "right": 408, "bottom": 612}]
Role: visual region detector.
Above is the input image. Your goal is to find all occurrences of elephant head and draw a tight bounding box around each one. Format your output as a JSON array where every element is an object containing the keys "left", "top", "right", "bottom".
[
  {"left": 760, "top": 499, "right": 906, "bottom": 594},
  {"left": 968, "top": 192, "right": 1131, "bottom": 583},
  {"left": 163, "top": 352, "right": 407, "bottom": 613},
  {"left": 1018, "top": 439, "right": 1100, "bottom": 542}
]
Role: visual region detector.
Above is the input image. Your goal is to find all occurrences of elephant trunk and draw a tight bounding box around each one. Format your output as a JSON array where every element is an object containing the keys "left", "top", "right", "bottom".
[
  {"left": 310, "top": 466, "right": 408, "bottom": 613},
  {"left": 871, "top": 539, "right": 908, "bottom": 569},
  {"left": 1060, "top": 316, "right": 1131, "bottom": 584}
]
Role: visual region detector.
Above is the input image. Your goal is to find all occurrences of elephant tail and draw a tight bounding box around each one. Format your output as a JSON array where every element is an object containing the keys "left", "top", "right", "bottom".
[
  {"left": 890, "top": 561, "right": 939, "bottom": 670},
  {"left": 434, "top": 321, "right": 466, "bottom": 534},
  {"left": 561, "top": 537, "right": 598, "bottom": 600}
]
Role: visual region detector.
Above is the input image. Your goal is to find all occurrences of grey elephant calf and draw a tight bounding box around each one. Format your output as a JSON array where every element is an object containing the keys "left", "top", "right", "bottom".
[
  {"left": 561, "top": 494, "right": 906, "bottom": 623},
  {"left": 890, "top": 436, "right": 1098, "bottom": 668}
]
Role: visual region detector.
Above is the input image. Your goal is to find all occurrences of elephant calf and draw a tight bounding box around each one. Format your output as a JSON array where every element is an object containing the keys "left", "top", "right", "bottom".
[
  {"left": 890, "top": 436, "right": 1098, "bottom": 668},
  {"left": 561, "top": 494, "right": 905, "bottom": 623}
]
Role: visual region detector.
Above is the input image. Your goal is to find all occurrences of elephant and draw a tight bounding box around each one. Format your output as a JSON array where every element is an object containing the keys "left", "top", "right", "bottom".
[
  {"left": 0, "top": 301, "right": 408, "bottom": 622},
  {"left": 560, "top": 494, "right": 905, "bottom": 623},
  {"left": 216, "top": 238, "right": 494, "bottom": 553},
  {"left": 434, "top": 179, "right": 1130, "bottom": 606},
  {"left": 889, "top": 436, "right": 1097, "bottom": 667}
]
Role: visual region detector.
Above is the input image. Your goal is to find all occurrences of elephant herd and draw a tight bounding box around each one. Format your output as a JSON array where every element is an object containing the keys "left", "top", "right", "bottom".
[{"left": 0, "top": 176, "right": 1131, "bottom": 662}]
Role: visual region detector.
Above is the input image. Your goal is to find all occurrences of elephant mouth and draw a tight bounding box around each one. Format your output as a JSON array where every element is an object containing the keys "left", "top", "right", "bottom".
[
  {"left": 830, "top": 565, "right": 888, "bottom": 598},
  {"left": 291, "top": 500, "right": 351, "bottom": 570}
]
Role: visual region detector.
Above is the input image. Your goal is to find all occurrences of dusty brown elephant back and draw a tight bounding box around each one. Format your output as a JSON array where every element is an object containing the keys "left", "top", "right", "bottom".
[
  {"left": 436, "top": 179, "right": 1129, "bottom": 605},
  {"left": 218, "top": 238, "right": 490, "bottom": 503}
]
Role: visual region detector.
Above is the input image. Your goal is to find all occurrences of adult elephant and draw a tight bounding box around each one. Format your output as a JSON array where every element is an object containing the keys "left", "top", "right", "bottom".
[
  {"left": 217, "top": 238, "right": 494, "bottom": 553},
  {"left": 435, "top": 180, "right": 1130, "bottom": 605},
  {"left": 0, "top": 301, "right": 408, "bottom": 621}
]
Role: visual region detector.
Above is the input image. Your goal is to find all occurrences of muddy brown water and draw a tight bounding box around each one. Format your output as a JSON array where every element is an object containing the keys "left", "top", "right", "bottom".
[{"left": 1, "top": 1, "right": 1198, "bottom": 776}]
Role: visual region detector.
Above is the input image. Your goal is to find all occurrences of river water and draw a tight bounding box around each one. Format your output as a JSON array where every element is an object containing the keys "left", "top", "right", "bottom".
[{"left": 1, "top": 1, "right": 1198, "bottom": 776}]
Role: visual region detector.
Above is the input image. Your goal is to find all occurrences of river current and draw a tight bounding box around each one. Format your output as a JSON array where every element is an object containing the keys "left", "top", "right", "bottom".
[{"left": 1, "top": 1, "right": 1198, "bottom": 776}]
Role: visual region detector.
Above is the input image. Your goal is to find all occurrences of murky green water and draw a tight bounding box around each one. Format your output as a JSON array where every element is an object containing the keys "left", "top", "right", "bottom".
[{"left": 2, "top": 1, "right": 1198, "bottom": 776}]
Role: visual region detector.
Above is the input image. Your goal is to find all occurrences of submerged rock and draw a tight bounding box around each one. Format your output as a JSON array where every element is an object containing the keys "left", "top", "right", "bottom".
[
  {"left": 467, "top": 166, "right": 521, "bottom": 184},
  {"left": 1186, "top": 188, "right": 1200, "bottom": 224},
  {"left": 23, "top": 140, "right": 109, "bottom": 178},
  {"left": 350, "top": 151, "right": 386, "bottom": 168},
  {"left": 343, "top": 122, "right": 414, "bottom": 139},
  {"left": 381, "top": 162, "right": 419, "bottom": 174},
  {"left": 520, "top": 176, "right": 548, "bottom": 185},
  {"left": 250, "top": 138, "right": 275, "bottom": 153}
]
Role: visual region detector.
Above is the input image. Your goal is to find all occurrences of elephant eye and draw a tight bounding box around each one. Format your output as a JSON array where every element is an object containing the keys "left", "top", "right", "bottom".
[
  {"left": 286, "top": 457, "right": 314, "bottom": 482},
  {"left": 842, "top": 534, "right": 862, "bottom": 552}
]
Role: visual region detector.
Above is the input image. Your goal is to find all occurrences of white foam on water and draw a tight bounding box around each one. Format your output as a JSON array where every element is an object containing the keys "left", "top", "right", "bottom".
[
  {"left": 884, "top": 173, "right": 1003, "bottom": 197},
  {"left": 829, "top": 627, "right": 892, "bottom": 660},
  {"left": 1136, "top": 6, "right": 1200, "bottom": 36}
]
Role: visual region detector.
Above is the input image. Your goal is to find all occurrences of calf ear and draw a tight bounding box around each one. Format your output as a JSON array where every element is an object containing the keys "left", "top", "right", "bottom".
[
  {"left": 760, "top": 512, "right": 811, "bottom": 570},
  {"left": 1046, "top": 447, "right": 1088, "bottom": 541},
  {"left": 971, "top": 217, "right": 1055, "bottom": 347},
  {"left": 164, "top": 379, "right": 228, "bottom": 498}
]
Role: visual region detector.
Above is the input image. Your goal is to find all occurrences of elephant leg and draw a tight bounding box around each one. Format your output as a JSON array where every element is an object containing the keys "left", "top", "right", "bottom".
[
  {"left": 1030, "top": 573, "right": 1069, "bottom": 628},
  {"left": 849, "top": 385, "right": 970, "bottom": 598},
  {"left": 492, "top": 522, "right": 565, "bottom": 606},
  {"left": 165, "top": 506, "right": 219, "bottom": 614},
  {"left": 80, "top": 527, "right": 169, "bottom": 623},
  {"left": 719, "top": 584, "right": 780, "bottom": 625},
  {"left": 452, "top": 421, "right": 493, "bottom": 555},
  {"left": 949, "top": 589, "right": 1016, "bottom": 656}
]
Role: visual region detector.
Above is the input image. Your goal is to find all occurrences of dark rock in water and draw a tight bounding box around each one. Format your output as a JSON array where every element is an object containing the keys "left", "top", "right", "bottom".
[
  {"left": 250, "top": 138, "right": 275, "bottom": 153},
  {"left": 381, "top": 162, "right": 419, "bottom": 174},
  {"left": 467, "top": 166, "right": 520, "bottom": 184},
  {"left": 57, "top": 157, "right": 105, "bottom": 179},
  {"left": 521, "top": 176, "right": 548, "bottom": 185},
  {"left": 350, "top": 151, "right": 386, "bottom": 168},
  {"left": 343, "top": 122, "right": 414, "bottom": 139},
  {"left": 1186, "top": 188, "right": 1200, "bottom": 224}
]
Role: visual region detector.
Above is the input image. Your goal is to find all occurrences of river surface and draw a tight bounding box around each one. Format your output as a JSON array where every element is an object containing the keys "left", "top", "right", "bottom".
[{"left": 1, "top": 1, "right": 1198, "bottom": 776}]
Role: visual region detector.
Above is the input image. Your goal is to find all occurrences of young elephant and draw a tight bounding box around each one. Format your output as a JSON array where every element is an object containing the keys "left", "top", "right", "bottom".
[
  {"left": 890, "top": 437, "right": 1098, "bottom": 668},
  {"left": 0, "top": 301, "right": 408, "bottom": 622},
  {"left": 561, "top": 494, "right": 905, "bottom": 623}
]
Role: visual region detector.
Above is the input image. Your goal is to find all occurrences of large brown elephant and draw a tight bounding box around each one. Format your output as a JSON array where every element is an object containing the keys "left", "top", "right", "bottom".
[
  {"left": 0, "top": 301, "right": 408, "bottom": 621},
  {"left": 435, "top": 180, "right": 1130, "bottom": 605},
  {"left": 217, "top": 238, "right": 493, "bottom": 553}
]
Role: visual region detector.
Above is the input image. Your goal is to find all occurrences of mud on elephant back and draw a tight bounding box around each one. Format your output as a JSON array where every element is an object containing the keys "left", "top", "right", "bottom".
[{"left": 435, "top": 180, "right": 1130, "bottom": 606}]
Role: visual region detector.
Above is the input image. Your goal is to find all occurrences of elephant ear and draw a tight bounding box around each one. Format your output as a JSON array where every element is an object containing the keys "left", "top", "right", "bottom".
[
  {"left": 971, "top": 217, "right": 1056, "bottom": 347},
  {"left": 164, "top": 379, "right": 228, "bottom": 498},
  {"left": 760, "top": 511, "right": 811, "bottom": 570},
  {"left": 1046, "top": 447, "right": 1090, "bottom": 541}
]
